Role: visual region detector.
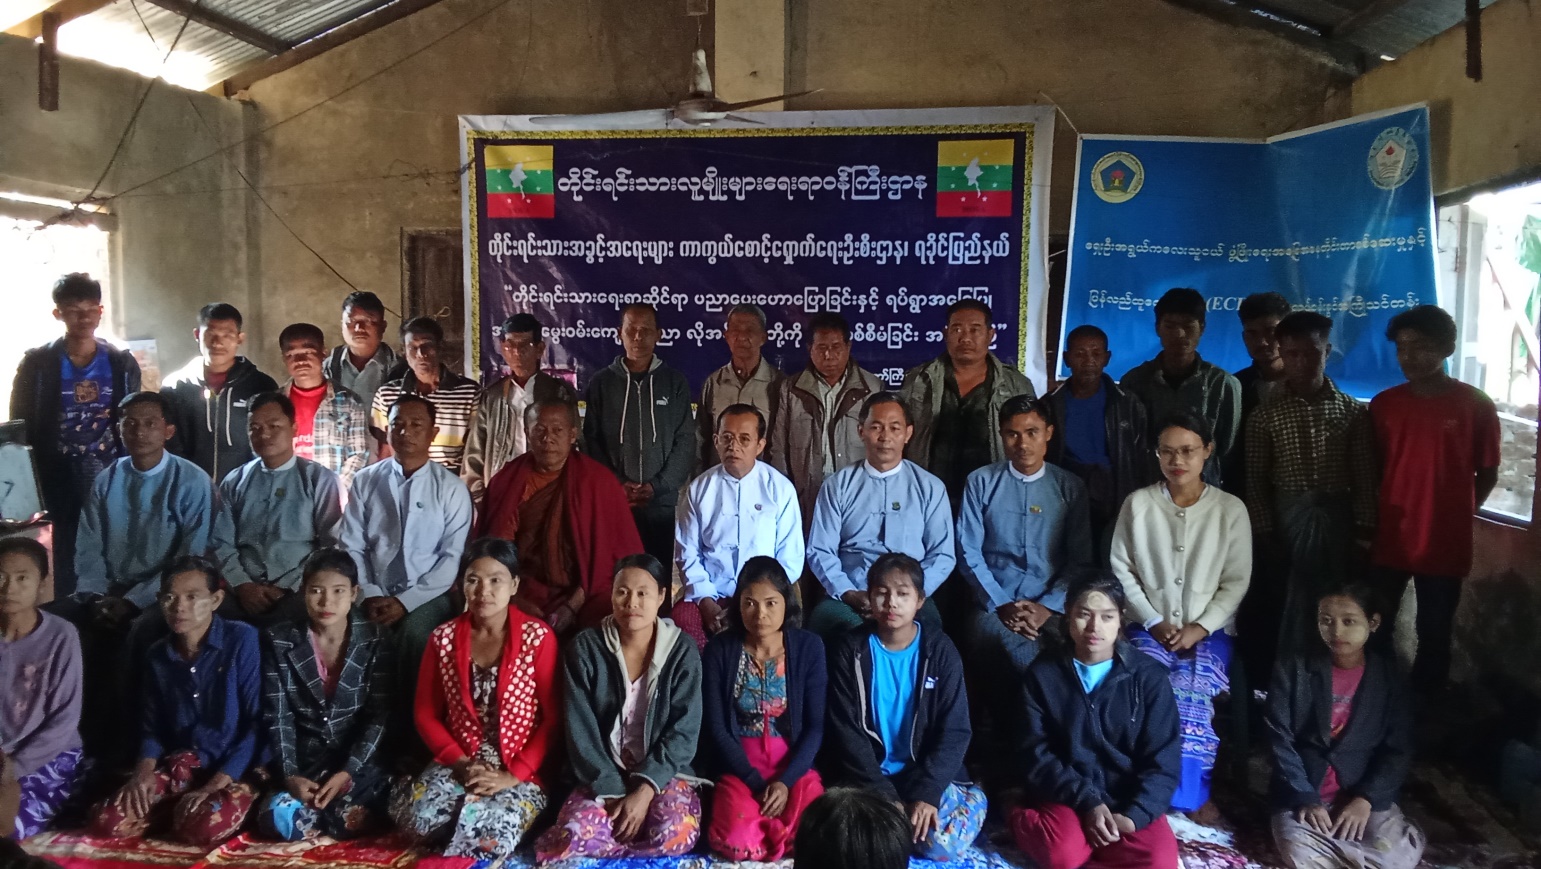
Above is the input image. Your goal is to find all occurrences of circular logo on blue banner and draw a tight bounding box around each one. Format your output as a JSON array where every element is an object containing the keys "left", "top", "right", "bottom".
[
  {"left": 1090, "top": 151, "right": 1144, "bottom": 203},
  {"left": 1367, "top": 128, "right": 1418, "bottom": 190}
]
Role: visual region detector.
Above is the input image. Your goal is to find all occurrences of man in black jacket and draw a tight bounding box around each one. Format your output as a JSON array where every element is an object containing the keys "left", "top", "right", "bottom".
[
  {"left": 10, "top": 273, "right": 141, "bottom": 594},
  {"left": 161, "top": 303, "right": 278, "bottom": 482}
]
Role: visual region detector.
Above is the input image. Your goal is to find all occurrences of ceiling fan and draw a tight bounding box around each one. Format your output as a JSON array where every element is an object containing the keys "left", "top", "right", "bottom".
[{"left": 527, "top": 48, "right": 820, "bottom": 129}]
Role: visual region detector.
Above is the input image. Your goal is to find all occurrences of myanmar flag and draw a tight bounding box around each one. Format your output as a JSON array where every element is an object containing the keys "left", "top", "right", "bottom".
[
  {"left": 936, "top": 139, "right": 1013, "bottom": 218},
  {"left": 484, "top": 144, "right": 555, "bottom": 219}
]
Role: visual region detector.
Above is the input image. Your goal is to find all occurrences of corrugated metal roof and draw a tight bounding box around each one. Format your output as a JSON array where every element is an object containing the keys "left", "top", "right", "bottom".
[
  {"left": 57, "top": 0, "right": 270, "bottom": 90},
  {"left": 1231, "top": 0, "right": 1507, "bottom": 62},
  {"left": 194, "top": 0, "right": 395, "bottom": 45}
]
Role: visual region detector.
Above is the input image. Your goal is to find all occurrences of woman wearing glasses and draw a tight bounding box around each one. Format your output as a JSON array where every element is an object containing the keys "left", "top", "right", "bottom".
[{"left": 1109, "top": 411, "right": 1251, "bottom": 825}]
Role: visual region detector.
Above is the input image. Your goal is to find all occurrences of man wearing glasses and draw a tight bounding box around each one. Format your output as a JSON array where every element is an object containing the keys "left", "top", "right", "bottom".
[
  {"left": 672, "top": 404, "right": 804, "bottom": 650},
  {"left": 461, "top": 313, "right": 578, "bottom": 506}
]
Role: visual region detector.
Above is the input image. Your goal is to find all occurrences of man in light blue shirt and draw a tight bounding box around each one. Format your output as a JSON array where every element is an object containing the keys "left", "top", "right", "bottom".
[
  {"left": 339, "top": 394, "right": 471, "bottom": 628},
  {"left": 673, "top": 403, "right": 804, "bottom": 649},
  {"left": 212, "top": 392, "right": 343, "bottom": 625},
  {"left": 806, "top": 393, "right": 954, "bottom": 639}
]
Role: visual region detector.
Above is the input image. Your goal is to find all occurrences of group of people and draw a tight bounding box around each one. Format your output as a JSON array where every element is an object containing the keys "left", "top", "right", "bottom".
[{"left": 0, "top": 273, "right": 1501, "bottom": 869}]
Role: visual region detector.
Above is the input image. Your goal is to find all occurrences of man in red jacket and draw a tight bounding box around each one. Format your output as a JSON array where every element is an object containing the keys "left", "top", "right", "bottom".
[{"left": 478, "top": 398, "right": 643, "bottom": 639}]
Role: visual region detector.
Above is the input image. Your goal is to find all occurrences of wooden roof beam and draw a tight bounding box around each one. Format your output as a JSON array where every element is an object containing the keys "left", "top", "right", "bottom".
[
  {"left": 5, "top": 0, "right": 116, "bottom": 39},
  {"left": 142, "top": 0, "right": 292, "bottom": 55}
]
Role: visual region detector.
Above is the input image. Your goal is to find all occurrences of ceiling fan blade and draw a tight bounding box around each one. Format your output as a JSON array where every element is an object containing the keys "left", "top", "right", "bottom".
[
  {"left": 717, "top": 89, "right": 822, "bottom": 112},
  {"left": 723, "top": 113, "right": 767, "bottom": 125},
  {"left": 524, "top": 109, "right": 672, "bottom": 129}
]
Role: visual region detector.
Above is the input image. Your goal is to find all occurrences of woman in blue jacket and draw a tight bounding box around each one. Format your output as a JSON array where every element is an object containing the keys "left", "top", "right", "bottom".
[{"left": 701, "top": 556, "right": 826, "bottom": 860}]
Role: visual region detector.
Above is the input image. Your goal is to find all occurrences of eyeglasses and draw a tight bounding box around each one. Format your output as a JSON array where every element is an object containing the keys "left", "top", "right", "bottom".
[
  {"left": 1155, "top": 446, "right": 1204, "bottom": 463},
  {"left": 715, "top": 433, "right": 759, "bottom": 448}
]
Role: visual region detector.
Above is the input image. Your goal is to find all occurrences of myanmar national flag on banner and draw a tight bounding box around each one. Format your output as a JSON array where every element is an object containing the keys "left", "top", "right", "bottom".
[
  {"left": 936, "top": 139, "right": 1014, "bottom": 218},
  {"left": 484, "top": 144, "right": 555, "bottom": 219}
]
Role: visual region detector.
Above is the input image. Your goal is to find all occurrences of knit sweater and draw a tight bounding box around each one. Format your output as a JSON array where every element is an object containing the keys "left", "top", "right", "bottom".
[
  {"left": 700, "top": 628, "right": 826, "bottom": 792},
  {"left": 1109, "top": 483, "right": 1252, "bottom": 633}
]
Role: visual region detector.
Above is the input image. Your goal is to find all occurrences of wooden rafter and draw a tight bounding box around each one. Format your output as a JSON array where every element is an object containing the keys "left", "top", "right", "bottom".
[
  {"left": 142, "top": 0, "right": 292, "bottom": 54},
  {"left": 5, "top": 0, "right": 116, "bottom": 38}
]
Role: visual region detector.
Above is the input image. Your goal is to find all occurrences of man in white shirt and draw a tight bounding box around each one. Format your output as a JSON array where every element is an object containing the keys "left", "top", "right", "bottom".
[{"left": 673, "top": 403, "right": 804, "bottom": 650}]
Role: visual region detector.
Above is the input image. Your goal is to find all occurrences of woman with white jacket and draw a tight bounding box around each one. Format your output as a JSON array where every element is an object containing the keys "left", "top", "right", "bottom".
[{"left": 1111, "top": 410, "right": 1251, "bottom": 823}]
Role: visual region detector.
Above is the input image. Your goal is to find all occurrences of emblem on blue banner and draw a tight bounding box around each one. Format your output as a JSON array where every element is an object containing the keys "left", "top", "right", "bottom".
[
  {"left": 1090, "top": 151, "right": 1144, "bottom": 204},
  {"left": 1367, "top": 127, "right": 1418, "bottom": 190}
]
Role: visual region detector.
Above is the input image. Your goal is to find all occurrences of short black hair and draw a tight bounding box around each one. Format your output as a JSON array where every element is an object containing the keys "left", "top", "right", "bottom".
[
  {"left": 1154, "top": 287, "right": 1207, "bottom": 326},
  {"left": 1238, "top": 292, "right": 1292, "bottom": 323},
  {"left": 1061, "top": 567, "right": 1127, "bottom": 631},
  {"left": 945, "top": 299, "right": 992, "bottom": 322},
  {"left": 614, "top": 553, "right": 668, "bottom": 589},
  {"left": 997, "top": 394, "right": 1051, "bottom": 428},
  {"left": 1320, "top": 581, "right": 1385, "bottom": 622},
  {"left": 867, "top": 552, "right": 924, "bottom": 597},
  {"left": 119, "top": 390, "right": 172, "bottom": 420},
  {"left": 159, "top": 554, "right": 223, "bottom": 595},
  {"left": 198, "top": 302, "right": 243, "bottom": 330},
  {"left": 249, "top": 391, "right": 295, "bottom": 423},
  {"left": 389, "top": 393, "right": 437, "bottom": 426},
  {"left": 278, "top": 322, "right": 326, "bottom": 353},
  {"left": 621, "top": 303, "right": 659, "bottom": 327},
  {"left": 400, "top": 316, "right": 444, "bottom": 344},
  {"left": 461, "top": 537, "right": 520, "bottom": 583},
  {"left": 1385, "top": 304, "right": 1457, "bottom": 354},
  {"left": 342, "top": 291, "right": 386, "bottom": 319},
  {"left": 1156, "top": 410, "right": 1214, "bottom": 447},
  {"left": 1064, "top": 324, "right": 1108, "bottom": 351},
  {"left": 301, "top": 547, "right": 359, "bottom": 586},
  {"left": 0, "top": 537, "right": 49, "bottom": 577},
  {"left": 725, "top": 556, "right": 802, "bottom": 632},
  {"left": 716, "top": 403, "right": 766, "bottom": 439},
  {"left": 1275, "top": 310, "right": 1333, "bottom": 343},
  {"left": 501, "top": 313, "right": 544, "bottom": 343},
  {"left": 52, "top": 273, "right": 102, "bottom": 307},
  {"left": 859, "top": 392, "right": 911, "bottom": 426},
  {"left": 794, "top": 788, "right": 911, "bottom": 869},
  {"left": 523, "top": 397, "right": 579, "bottom": 430},
  {"left": 808, "top": 312, "right": 851, "bottom": 342}
]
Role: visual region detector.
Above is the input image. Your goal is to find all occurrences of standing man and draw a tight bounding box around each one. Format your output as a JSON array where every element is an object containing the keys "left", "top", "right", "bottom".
[
  {"left": 1370, "top": 305, "right": 1500, "bottom": 691},
  {"left": 461, "top": 313, "right": 578, "bottom": 506},
  {"left": 1228, "top": 293, "right": 1292, "bottom": 497},
  {"left": 340, "top": 395, "right": 472, "bottom": 630},
  {"left": 674, "top": 404, "right": 804, "bottom": 650},
  {"left": 805, "top": 393, "right": 954, "bottom": 639},
  {"left": 1120, "top": 288, "right": 1242, "bottom": 488},
  {"left": 211, "top": 392, "right": 344, "bottom": 625},
  {"left": 696, "top": 304, "right": 784, "bottom": 471},
  {"left": 767, "top": 312, "right": 884, "bottom": 528},
  {"left": 162, "top": 303, "right": 279, "bottom": 482},
  {"left": 1045, "top": 325, "right": 1154, "bottom": 554},
  {"left": 276, "top": 323, "right": 370, "bottom": 492},
  {"left": 12, "top": 273, "right": 141, "bottom": 594},
  {"left": 370, "top": 317, "right": 480, "bottom": 475},
  {"left": 582, "top": 303, "right": 695, "bottom": 569},
  {"left": 324, "top": 291, "right": 400, "bottom": 415},
  {"left": 900, "top": 300, "right": 1034, "bottom": 508}
]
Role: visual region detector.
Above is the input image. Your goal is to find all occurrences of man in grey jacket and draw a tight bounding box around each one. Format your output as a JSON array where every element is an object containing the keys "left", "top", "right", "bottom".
[
  {"left": 582, "top": 304, "right": 695, "bottom": 570},
  {"left": 461, "top": 313, "right": 578, "bottom": 505}
]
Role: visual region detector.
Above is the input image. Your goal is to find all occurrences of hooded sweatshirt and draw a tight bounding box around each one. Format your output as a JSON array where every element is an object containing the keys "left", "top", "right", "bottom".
[
  {"left": 581, "top": 355, "right": 695, "bottom": 510},
  {"left": 162, "top": 356, "right": 278, "bottom": 482}
]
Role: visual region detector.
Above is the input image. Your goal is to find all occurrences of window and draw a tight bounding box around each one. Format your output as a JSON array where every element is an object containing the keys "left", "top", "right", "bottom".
[{"left": 1438, "top": 179, "right": 1541, "bottom": 523}]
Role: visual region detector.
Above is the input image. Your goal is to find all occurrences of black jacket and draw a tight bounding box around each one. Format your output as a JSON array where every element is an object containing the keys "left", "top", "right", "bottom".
[
  {"left": 162, "top": 356, "right": 278, "bottom": 482},
  {"left": 1020, "top": 643, "right": 1181, "bottom": 830},
  {"left": 702, "top": 627, "right": 826, "bottom": 792},
  {"left": 823, "top": 624, "right": 971, "bottom": 807},
  {"left": 1045, "top": 375, "right": 1157, "bottom": 520},
  {"left": 1266, "top": 651, "right": 1412, "bottom": 811}
]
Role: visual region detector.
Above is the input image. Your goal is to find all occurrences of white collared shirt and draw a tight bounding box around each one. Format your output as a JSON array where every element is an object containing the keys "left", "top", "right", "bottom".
[{"left": 675, "top": 461, "right": 805, "bottom": 601}]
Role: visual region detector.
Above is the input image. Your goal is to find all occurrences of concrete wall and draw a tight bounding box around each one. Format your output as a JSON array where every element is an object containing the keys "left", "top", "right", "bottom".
[{"left": 0, "top": 35, "right": 259, "bottom": 380}]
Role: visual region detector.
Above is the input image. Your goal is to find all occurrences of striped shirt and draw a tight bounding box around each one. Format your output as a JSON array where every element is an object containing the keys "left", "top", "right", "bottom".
[{"left": 371, "top": 368, "right": 480, "bottom": 475}]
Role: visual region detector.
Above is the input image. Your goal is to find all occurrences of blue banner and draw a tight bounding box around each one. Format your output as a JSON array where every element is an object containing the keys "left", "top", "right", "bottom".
[
  {"left": 460, "top": 107, "right": 1054, "bottom": 394},
  {"left": 1061, "top": 105, "right": 1437, "bottom": 398}
]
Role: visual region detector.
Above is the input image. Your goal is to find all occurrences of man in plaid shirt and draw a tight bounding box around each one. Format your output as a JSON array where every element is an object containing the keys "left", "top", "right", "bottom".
[{"left": 278, "top": 323, "right": 370, "bottom": 493}]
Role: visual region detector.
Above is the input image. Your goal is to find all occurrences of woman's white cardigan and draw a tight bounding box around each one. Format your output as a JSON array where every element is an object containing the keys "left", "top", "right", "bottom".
[{"left": 1109, "top": 483, "right": 1253, "bottom": 634}]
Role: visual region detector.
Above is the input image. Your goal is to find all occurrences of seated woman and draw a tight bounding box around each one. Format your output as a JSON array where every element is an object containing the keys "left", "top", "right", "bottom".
[
  {"left": 90, "top": 556, "right": 263, "bottom": 847},
  {"left": 1267, "top": 585, "right": 1425, "bottom": 869},
  {"left": 257, "top": 548, "right": 393, "bottom": 841},
  {"left": 823, "top": 552, "right": 985, "bottom": 861},
  {"left": 390, "top": 538, "right": 559, "bottom": 858},
  {"left": 701, "top": 556, "right": 825, "bottom": 860},
  {"left": 1110, "top": 411, "right": 1250, "bottom": 820},
  {"left": 535, "top": 554, "right": 704, "bottom": 860},
  {"left": 1, "top": 538, "right": 87, "bottom": 839},
  {"left": 1013, "top": 569, "right": 1182, "bottom": 869}
]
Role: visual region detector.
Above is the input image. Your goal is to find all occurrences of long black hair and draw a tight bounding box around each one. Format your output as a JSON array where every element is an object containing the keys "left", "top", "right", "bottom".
[{"left": 725, "top": 556, "right": 802, "bottom": 633}]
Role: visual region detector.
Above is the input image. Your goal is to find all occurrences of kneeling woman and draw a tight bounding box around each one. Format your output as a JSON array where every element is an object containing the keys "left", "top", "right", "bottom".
[
  {"left": 701, "top": 556, "right": 825, "bottom": 860},
  {"left": 1267, "top": 585, "right": 1424, "bottom": 869},
  {"left": 91, "top": 557, "right": 264, "bottom": 846},
  {"left": 391, "top": 538, "right": 559, "bottom": 858},
  {"left": 257, "top": 549, "right": 393, "bottom": 841},
  {"left": 824, "top": 553, "right": 986, "bottom": 861},
  {"left": 1, "top": 538, "right": 87, "bottom": 839},
  {"left": 535, "top": 554, "right": 704, "bottom": 860},
  {"left": 1013, "top": 570, "right": 1182, "bottom": 869}
]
